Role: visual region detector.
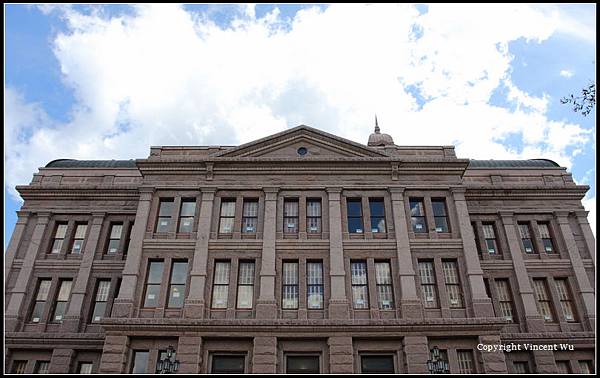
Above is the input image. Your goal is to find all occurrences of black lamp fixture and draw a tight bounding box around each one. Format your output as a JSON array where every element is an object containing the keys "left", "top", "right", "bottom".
[
  {"left": 427, "top": 346, "right": 449, "bottom": 374},
  {"left": 156, "top": 345, "right": 180, "bottom": 374}
]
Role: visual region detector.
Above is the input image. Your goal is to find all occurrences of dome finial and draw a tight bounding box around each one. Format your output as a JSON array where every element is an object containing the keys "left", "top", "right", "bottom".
[{"left": 374, "top": 114, "right": 380, "bottom": 133}]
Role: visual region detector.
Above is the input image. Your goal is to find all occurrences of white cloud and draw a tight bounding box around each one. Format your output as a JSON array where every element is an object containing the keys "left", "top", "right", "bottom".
[
  {"left": 5, "top": 3, "right": 595, "bottom": 213},
  {"left": 560, "top": 69, "right": 574, "bottom": 78}
]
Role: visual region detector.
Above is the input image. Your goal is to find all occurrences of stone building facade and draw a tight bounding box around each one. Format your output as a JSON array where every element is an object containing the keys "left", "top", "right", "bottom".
[{"left": 4, "top": 125, "right": 596, "bottom": 374}]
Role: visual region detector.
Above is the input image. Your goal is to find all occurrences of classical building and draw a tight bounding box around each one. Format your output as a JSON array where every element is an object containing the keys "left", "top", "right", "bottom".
[{"left": 4, "top": 125, "right": 596, "bottom": 374}]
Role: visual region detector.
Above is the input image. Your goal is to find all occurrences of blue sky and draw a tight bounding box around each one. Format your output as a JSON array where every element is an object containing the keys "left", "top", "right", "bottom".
[{"left": 4, "top": 4, "right": 596, "bottom": 248}]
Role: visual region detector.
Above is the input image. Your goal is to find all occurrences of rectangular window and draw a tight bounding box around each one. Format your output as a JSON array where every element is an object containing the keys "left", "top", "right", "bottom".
[
  {"left": 241, "top": 199, "right": 258, "bottom": 233},
  {"left": 418, "top": 261, "right": 438, "bottom": 308},
  {"left": 107, "top": 223, "right": 123, "bottom": 254},
  {"left": 513, "top": 361, "right": 530, "bottom": 374},
  {"left": 282, "top": 261, "right": 299, "bottom": 309},
  {"left": 410, "top": 199, "right": 427, "bottom": 233},
  {"left": 155, "top": 350, "right": 178, "bottom": 373},
  {"left": 236, "top": 261, "right": 255, "bottom": 309},
  {"left": 432, "top": 198, "right": 449, "bottom": 232},
  {"left": 351, "top": 260, "right": 369, "bottom": 309},
  {"left": 70, "top": 223, "right": 87, "bottom": 254},
  {"left": 556, "top": 361, "right": 571, "bottom": 374},
  {"left": 286, "top": 355, "right": 320, "bottom": 374},
  {"left": 533, "top": 279, "right": 554, "bottom": 322},
  {"left": 51, "top": 279, "right": 72, "bottom": 323},
  {"left": 79, "top": 362, "right": 93, "bottom": 374},
  {"left": 495, "top": 279, "right": 515, "bottom": 322},
  {"left": 347, "top": 198, "right": 364, "bottom": 233},
  {"left": 443, "top": 260, "right": 463, "bottom": 308},
  {"left": 482, "top": 223, "right": 499, "bottom": 254},
  {"left": 428, "top": 349, "right": 449, "bottom": 373},
  {"left": 578, "top": 360, "right": 593, "bottom": 374},
  {"left": 306, "top": 199, "right": 322, "bottom": 233},
  {"left": 34, "top": 361, "right": 50, "bottom": 374},
  {"left": 284, "top": 199, "right": 299, "bottom": 233},
  {"left": 51, "top": 223, "right": 68, "bottom": 254},
  {"left": 306, "top": 261, "right": 324, "bottom": 309},
  {"left": 211, "top": 355, "right": 246, "bottom": 374},
  {"left": 211, "top": 261, "right": 231, "bottom": 309},
  {"left": 538, "top": 222, "right": 555, "bottom": 253},
  {"left": 361, "top": 355, "right": 395, "bottom": 373},
  {"left": 12, "top": 361, "right": 27, "bottom": 374},
  {"left": 156, "top": 199, "right": 174, "bottom": 232},
  {"left": 143, "top": 260, "right": 164, "bottom": 308},
  {"left": 131, "top": 351, "right": 149, "bottom": 374},
  {"left": 555, "top": 278, "right": 576, "bottom": 322},
  {"left": 375, "top": 261, "right": 394, "bottom": 310},
  {"left": 31, "top": 279, "right": 51, "bottom": 323},
  {"left": 518, "top": 223, "right": 535, "bottom": 253},
  {"left": 91, "top": 280, "right": 111, "bottom": 322},
  {"left": 178, "top": 199, "right": 196, "bottom": 233},
  {"left": 168, "top": 260, "right": 188, "bottom": 308},
  {"left": 457, "top": 350, "right": 475, "bottom": 374},
  {"left": 369, "top": 198, "right": 386, "bottom": 233},
  {"left": 218, "top": 200, "right": 236, "bottom": 234}
]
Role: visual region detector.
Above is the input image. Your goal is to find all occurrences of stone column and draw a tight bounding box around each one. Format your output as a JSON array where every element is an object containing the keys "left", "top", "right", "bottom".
[
  {"left": 4, "top": 211, "right": 30, "bottom": 284},
  {"left": 478, "top": 335, "right": 508, "bottom": 373},
  {"left": 499, "top": 211, "right": 544, "bottom": 333},
  {"left": 389, "top": 187, "right": 421, "bottom": 318},
  {"left": 184, "top": 189, "right": 215, "bottom": 319},
  {"left": 403, "top": 336, "right": 429, "bottom": 373},
  {"left": 177, "top": 335, "right": 202, "bottom": 374},
  {"left": 5, "top": 212, "right": 51, "bottom": 332},
  {"left": 252, "top": 336, "right": 277, "bottom": 374},
  {"left": 112, "top": 188, "right": 154, "bottom": 318},
  {"left": 451, "top": 188, "right": 495, "bottom": 317},
  {"left": 49, "top": 348, "right": 74, "bottom": 374},
  {"left": 63, "top": 212, "right": 105, "bottom": 332},
  {"left": 256, "top": 188, "right": 279, "bottom": 319},
  {"left": 555, "top": 211, "right": 595, "bottom": 331},
  {"left": 326, "top": 188, "right": 350, "bottom": 319},
  {"left": 328, "top": 336, "right": 353, "bottom": 373},
  {"left": 532, "top": 350, "right": 558, "bottom": 373},
  {"left": 574, "top": 210, "right": 596, "bottom": 266},
  {"left": 99, "top": 334, "right": 129, "bottom": 373}
]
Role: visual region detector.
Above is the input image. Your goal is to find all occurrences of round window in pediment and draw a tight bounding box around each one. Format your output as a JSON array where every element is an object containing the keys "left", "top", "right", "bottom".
[{"left": 297, "top": 147, "right": 308, "bottom": 156}]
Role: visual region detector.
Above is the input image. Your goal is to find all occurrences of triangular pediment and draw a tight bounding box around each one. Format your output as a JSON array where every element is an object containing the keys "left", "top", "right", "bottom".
[{"left": 213, "top": 125, "right": 388, "bottom": 158}]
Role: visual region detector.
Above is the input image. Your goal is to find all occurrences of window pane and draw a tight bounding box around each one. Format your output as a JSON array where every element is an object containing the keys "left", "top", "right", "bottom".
[
  {"left": 518, "top": 223, "right": 531, "bottom": 238},
  {"left": 212, "top": 285, "right": 229, "bottom": 308},
  {"left": 482, "top": 224, "right": 495, "bottom": 239},
  {"left": 51, "top": 239, "right": 64, "bottom": 253},
  {"left": 180, "top": 200, "right": 196, "bottom": 216},
  {"left": 432, "top": 199, "right": 447, "bottom": 216},
  {"left": 12, "top": 361, "right": 27, "bottom": 374},
  {"left": 351, "top": 262, "right": 368, "bottom": 285},
  {"left": 74, "top": 224, "right": 87, "bottom": 238},
  {"left": 31, "top": 302, "right": 45, "bottom": 323},
  {"left": 53, "top": 301, "right": 67, "bottom": 322},
  {"left": 348, "top": 217, "right": 364, "bottom": 233},
  {"left": 347, "top": 199, "right": 362, "bottom": 216},
  {"left": 132, "top": 351, "right": 149, "bottom": 374},
  {"left": 369, "top": 199, "right": 385, "bottom": 217},
  {"left": 144, "top": 285, "right": 161, "bottom": 307},
  {"left": 148, "top": 261, "right": 165, "bottom": 284},
  {"left": 110, "top": 224, "right": 123, "bottom": 239},
  {"left": 57, "top": 280, "right": 73, "bottom": 301},
  {"left": 352, "top": 286, "right": 369, "bottom": 309},
  {"left": 434, "top": 217, "right": 448, "bottom": 232},
  {"left": 35, "top": 361, "right": 50, "bottom": 374},
  {"left": 286, "top": 356, "right": 320, "bottom": 374},
  {"left": 92, "top": 302, "right": 107, "bottom": 322},
  {"left": 219, "top": 217, "right": 234, "bottom": 233},
  {"left": 418, "top": 262, "right": 435, "bottom": 284},
  {"left": 55, "top": 224, "right": 68, "bottom": 238},
  {"left": 96, "top": 280, "right": 111, "bottom": 301},
  {"left": 79, "top": 363, "right": 93, "bottom": 374},
  {"left": 37, "top": 280, "right": 52, "bottom": 300},
  {"left": 158, "top": 200, "right": 174, "bottom": 216},
  {"left": 377, "top": 285, "right": 394, "bottom": 309},
  {"left": 538, "top": 223, "right": 550, "bottom": 238},
  {"left": 307, "top": 200, "right": 321, "bottom": 216},
  {"left": 212, "top": 355, "right": 245, "bottom": 374},
  {"left": 361, "top": 355, "right": 394, "bottom": 373},
  {"left": 282, "top": 285, "right": 299, "bottom": 309},
  {"left": 238, "top": 262, "right": 255, "bottom": 285},
  {"left": 442, "top": 261, "right": 459, "bottom": 284},
  {"left": 220, "top": 201, "right": 236, "bottom": 217},
  {"left": 307, "top": 262, "right": 323, "bottom": 285},
  {"left": 457, "top": 350, "right": 474, "bottom": 374},
  {"left": 284, "top": 199, "right": 299, "bottom": 216},
  {"left": 375, "top": 262, "right": 392, "bottom": 284},
  {"left": 214, "top": 262, "right": 231, "bottom": 285},
  {"left": 307, "top": 286, "right": 324, "bottom": 309},
  {"left": 243, "top": 200, "right": 258, "bottom": 216},
  {"left": 242, "top": 217, "right": 257, "bottom": 233},
  {"left": 170, "top": 261, "right": 189, "bottom": 284},
  {"left": 168, "top": 284, "right": 185, "bottom": 308},
  {"left": 237, "top": 286, "right": 253, "bottom": 309},
  {"left": 411, "top": 217, "right": 427, "bottom": 233},
  {"left": 107, "top": 239, "right": 120, "bottom": 254},
  {"left": 179, "top": 217, "right": 194, "bottom": 233},
  {"left": 283, "top": 262, "right": 299, "bottom": 285},
  {"left": 409, "top": 199, "right": 424, "bottom": 216}
]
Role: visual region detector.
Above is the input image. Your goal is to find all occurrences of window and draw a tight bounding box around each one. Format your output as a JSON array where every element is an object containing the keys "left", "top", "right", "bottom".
[
  {"left": 31, "top": 279, "right": 51, "bottom": 323},
  {"left": 307, "top": 199, "right": 322, "bottom": 233},
  {"left": 347, "top": 198, "right": 364, "bottom": 233},
  {"left": 51, "top": 279, "right": 72, "bottom": 323},
  {"left": 418, "top": 261, "right": 438, "bottom": 308},
  {"left": 284, "top": 198, "right": 299, "bottom": 233},
  {"left": 307, "top": 261, "right": 324, "bottom": 309},
  {"left": 236, "top": 261, "right": 255, "bottom": 309},
  {"left": 442, "top": 260, "right": 463, "bottom": 308},
  {"left": 361, "top": 355, "right": 395, "bottom": 374},
  {"left": 178, "top": 199, "right": 196, "bottom": 233},
  {"left": 70, "top": 223, "right": 87, "bottom": 254},
  {"left": 156, "top": 199, "right": 174, "bottom": 232},
  {"left": 579, "top": 360, "right": 594, "bottom": 374},
  {"left": 282, "top": 261, "right": 299, "bottom": 309},
  {"left": 369, "top": 198, "right": 386, "bottom": 233},
  {"left": 131, "top": 351, "right": 149, "bottom": 374},
  {"left": 556, "top": 361, "right": 571, "bottom": 374},
  {"left": 410, "top": 199, "right": 427, "bottom": 233},
  {"left": 286, "top": 355, "right": 320, "bottom": 374},
  {"left": 533, "top": 279, "right": 554, "bottom": 322},
  {"left": 107, "top": 223, "right": 123, "bottom": 254},
  {"left": 143, "top": 261, "right": 164, "bottom": 308},
  {"left": 495, "top": 279, "right": 515, "bottom": 322},
  {"left": 156, "top": 350, "right": 177, "bottom": 373},
  {"left": 555, "top": 278, "right": 576, "bottom": 322},
  {"left": 482, "top": 223, "right": 499, "bottom": 254},
  {"left": 538, "top": 222, "right": 555, "bottom": 253},
  {"left": 513, "top": 361, "right": 530, "bottom": 374},
  {"left": 432, "top": 199, "right": 449, "bottom": 232},
  {"left": 518, "top": 223, "right": 535, "bottom": 253},
  {"left": 351, "top": 260, "right": 369, "bottom": 309},
  {"left": 457, "top": 350, "right": 474, "bottom": 373},
  {"left": 79, "top": 362, "right": 93, "bottom": 374},
  {"left": 218, "top": 200, "right": 236, "bottom": 234},
  {"left": 91, "top": 280, "right": 111, "bottom": 322},
  {"left": 375, "top": 261, "right": 394, "bottom": 310},
  {"left": 168, "top": 260, "right": 188, "bottom": 308},
  {"left": 211, "top": 355, "right": 245, "bottom": 374},
  {"left": 34, "top": 361, "right": 50, "bottom": 374},
  {"left": 211, "top": 261, "right": 231, "bottom": 309},
  {"left": 12, "top": 360, "right": 27, "bottom": 374},
  {"left": 428, "top": 349, "right": 449, "bottom": 373},
  {"left": 242, "top": 199, "right": 258, "bottom": 233},
  {"left": 51, "top": 223, "right": 68, "bottom": 253}
]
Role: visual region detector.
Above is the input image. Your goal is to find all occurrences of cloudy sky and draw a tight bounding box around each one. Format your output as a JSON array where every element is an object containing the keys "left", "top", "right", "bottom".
[{"left": 4, "top": 4, "right": 596, "bottom": 247}]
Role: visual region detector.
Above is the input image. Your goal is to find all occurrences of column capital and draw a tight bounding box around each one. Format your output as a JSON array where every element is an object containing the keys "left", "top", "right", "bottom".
[
  {"left": 139, "top": 187, "right": 155, "bottom": 201},
  {"left": 35, "top": 212, "right": 52, "bottom": 222},
  {"left": 498, "top": 211, "right": 514, "bottom": 219},
  {"left": 388, "top": 186, "right": 405, "bottom": 199},
  {"left": 263, "top": 187, "right": 279, "bottom": 200},
  {"left": 326, "top": 187, "right": 343, "bottom": 194},
  {"left": 553, "top": 210, "right": 571, "bottom": 220},
  {"left": 15, "top": 211, "right": 31, "bottom": 224},
  {"left": 201, "top": 188, "right": 216, "bottom": 201},
  {"left": 574, "top": 209, "right": 590, "bottom": 220}
]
